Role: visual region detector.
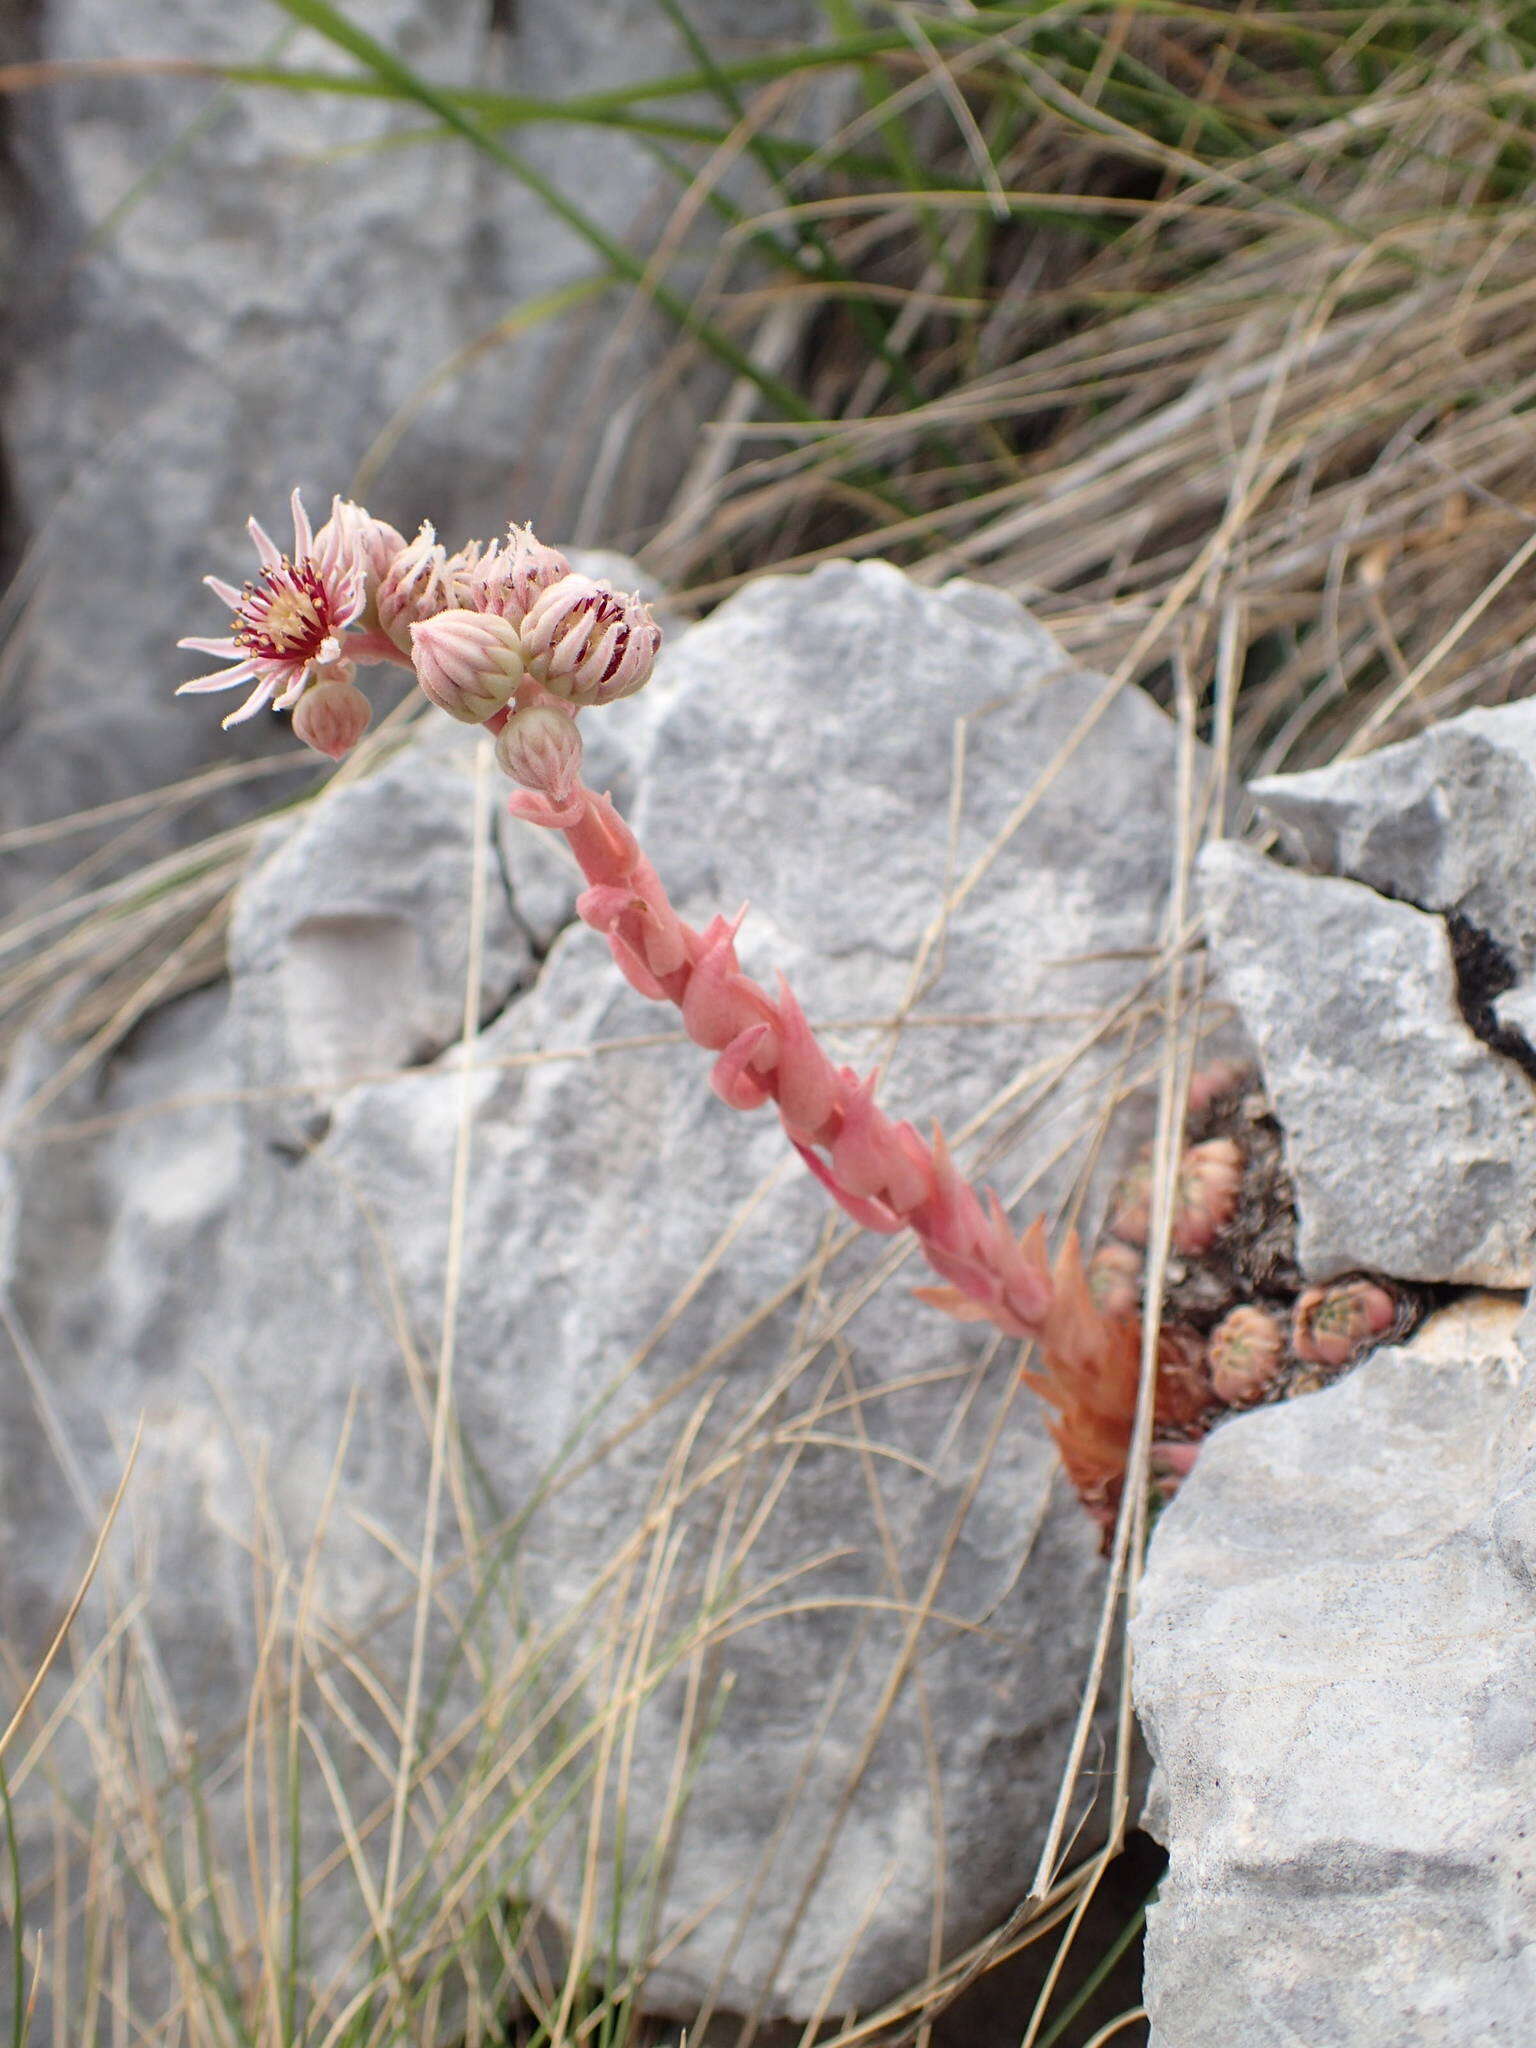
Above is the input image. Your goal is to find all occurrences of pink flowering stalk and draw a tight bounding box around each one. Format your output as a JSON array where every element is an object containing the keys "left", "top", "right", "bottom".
[{"left": 179, "top": 497, "right": 1179, "bottom": 1531}]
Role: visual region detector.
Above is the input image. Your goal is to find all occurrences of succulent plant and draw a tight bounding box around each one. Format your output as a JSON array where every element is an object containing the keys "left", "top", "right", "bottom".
[
  {"left": 1208, "top": 1304, "right": 1286, "bottom": 1405},
  {"left": 1087, "top": 1240, "right": 1143, "bottom": 1321},
  {"left": 1292, "top": 1278, "right": 1398, "bottom": 1370}
]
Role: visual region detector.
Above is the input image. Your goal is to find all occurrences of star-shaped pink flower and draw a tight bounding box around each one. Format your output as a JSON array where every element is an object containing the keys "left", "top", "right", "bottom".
[{"left": 176, "top": 489, "right": 365, "bottom": 726}]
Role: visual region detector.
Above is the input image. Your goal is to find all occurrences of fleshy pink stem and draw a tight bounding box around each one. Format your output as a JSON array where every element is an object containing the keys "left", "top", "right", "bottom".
[
  {"left": 346, "top": 629, "right": 418, "bottom": 670},
  {"left": 512, "top": 779, "right": 1056, "bottom": 1339}
]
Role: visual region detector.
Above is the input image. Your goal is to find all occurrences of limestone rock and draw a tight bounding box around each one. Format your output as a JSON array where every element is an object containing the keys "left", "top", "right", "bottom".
[
  {"left": 226, "top": 722, "right": 536, "bottom": 1151},
  {"left": 1200, "top": 840, "right": 1536, "bottom": 1286},
  {"left": 1134, "top": 1295, "right": 1536, "bottom": 2048},
  {"left": 1, "top": 564, "right": 1202, "bottom": 2023},
  {"left": 1252, "top": 701, "right": 1536, "bottom": 977}
]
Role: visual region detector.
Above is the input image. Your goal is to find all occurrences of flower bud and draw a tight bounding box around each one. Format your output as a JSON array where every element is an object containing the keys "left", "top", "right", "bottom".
[
  {"left": 377, "top": 522, "right": 464, "bottom": 650},
  {"left": 468, "top": 523, "right": 572, "bottom": 626},
  {"left": 1208, "top": 1304, "right": 1285, "bottom": 1406},
  {"left": 292, "top": 675, "right": 371, "bottom": 759},
  {"left": 521, "top": 573, "right": 661, "bottom": 707},
  {"left": 313, "top": 496, "right": 407, "bottom": 591},
  {"left": 493, "top": 702, "right": 583, "bottom": 803},
  {"left": 1292, "top": 1277, "right": 1397, "bottom": 1370},
  {"left": 409, "top": 608, "right": 525, "bottom": 723}
]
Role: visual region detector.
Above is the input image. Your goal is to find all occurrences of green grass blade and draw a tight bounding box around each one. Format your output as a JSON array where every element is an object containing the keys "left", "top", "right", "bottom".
[
  {"left": 651, "top": 0, "right": 933, "bottom": 409},
  {"left": 1, "top": 1765, "right": 26, "bottom": 2048},
  {"left": 268, "top": 0, "right": 819, "bottom": 424},
  {"left": 1034, "top": 1884, "right": 1158, "bottom": 2048}
]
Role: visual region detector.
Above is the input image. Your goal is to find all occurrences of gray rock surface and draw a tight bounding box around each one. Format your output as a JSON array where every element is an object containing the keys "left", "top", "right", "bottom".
[
  {"left": 1252, "top": 701, "right": 1536, "bottom": 980},
  {"left": 227, "top": 722, "right": 536, "bottom": 1146},
  {"left": 0, "top": 564, "right": 1196, "bottom": 2025},
  {"left": 1201, "top": 840, "right": 1536, "bottom": 1286},
  {"left": 0, "top": 0, "right": 812, "bottom": 903},
  {"left": 1134, "top": 1293, "right": 1536, "bottom": 2048}
]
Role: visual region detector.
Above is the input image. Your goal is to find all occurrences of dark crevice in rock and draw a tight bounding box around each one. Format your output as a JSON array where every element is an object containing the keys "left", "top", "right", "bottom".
[
  {"left": 491, "top": 823, "right": 533, "bottom": 956},
  {"left": 0, "top": 0, "right": 45, "bottom": 610},
  {"left": 1445, "top": 912, "right": 1536, "bottom": 1089},
  {"left": 1177, "top": 1084, "right": 1303, "bottom": 1313},
  {"left": 522, "top": 904, "right": 576, "bottom": 971},
  {"left": 494, "top": 802, "right": 585, "bottom": 959},
  {"left": 1272, "top": 836, "right": 1536, "bottom": 1091},
  {"left": 476, "top": 828, "right": 580, "bottom": 1044},
  {"left": 267, "top": 1127, "right": 319, "bottom": 1166},
  {"left": 468, "top": 936, "right": 561, "bottom": 1045},
  {"left": 398, "top": 1030, "right": 459, "bottom": 1073},
  {"left": 391, "top": 950, "right": 568, "bottom": 1071},
  {"left": 929, "top": 1831, "right": 1167, "bottom": 2047},
  {"left": 0, "top": 445, "right": 27, "bottom": 653},
  {"left": 357, "top": 843, "right": 586, "bottom": 1075}
]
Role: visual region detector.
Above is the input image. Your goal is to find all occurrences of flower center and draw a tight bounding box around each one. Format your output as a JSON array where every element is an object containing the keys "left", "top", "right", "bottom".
[{"left": 235, "top": 560, "right": 332, "bottom": 663}]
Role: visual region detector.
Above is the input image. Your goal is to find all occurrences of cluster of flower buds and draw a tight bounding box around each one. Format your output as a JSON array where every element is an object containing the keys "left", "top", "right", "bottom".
[
  {"left": 176, "top": 493, "right": 663, "bottom": 786},
  {"left": 1075, "top": 1071, "right": 1267, "bottom": 1524}
]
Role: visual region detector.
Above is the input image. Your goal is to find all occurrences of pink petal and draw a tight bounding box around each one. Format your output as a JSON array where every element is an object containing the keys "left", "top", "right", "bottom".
[
  {"left": 272, "top": 668, "right": 311, "bottom": 711},
  {"left": 345, "top": 627, "right": 415, "bottom": 669},
  {"left": 176, "top": 660, "right": 260, "bottom": 693},
  {"left": 177, "top": 635, "right": 244, "bottom": 659},
  {"left": 220, "top": 676, "right": 279, "bottom": 726},
  {"left": 247, "top": 517, "right": 282, "bottom": 571},
  {"left": 331, "top": 567, "right": 366, "bottom": 629},
  {"left": 576, "top": 616, "right": 618, "bottom": 673},
  {"left": 204, "top": 576, "right": 244, "bottom": 608},
  {"left": 289, "top": 487, "right": 312, "bottom": 560}
]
